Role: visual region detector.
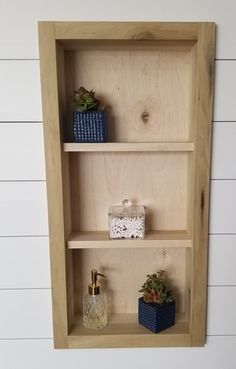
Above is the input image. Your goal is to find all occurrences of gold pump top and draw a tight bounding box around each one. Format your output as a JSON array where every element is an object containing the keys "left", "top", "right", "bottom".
[{"left": 88, "top": 269, "right": 106, "bottom": 296}]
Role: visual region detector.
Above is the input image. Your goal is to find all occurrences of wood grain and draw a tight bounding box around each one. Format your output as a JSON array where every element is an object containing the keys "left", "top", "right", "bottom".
[
  {"left": 190, "top": 22, "right": 215, "bottom": 346},
  {"left": 64, "top": 41, "right": 195, "bottom": 143},
  {"left": 73, "top": 248, "right": 187, "bottom": 314},
  {"left": 64, "top": 142, "right": 194, "bottom": 152},
  {"left": 54, "top": 22, "right": 198, "bottom": 40},
  {"left": 70, "top": 152, "right": 189, "bottom": 232},
  {"left": 67, "top": 230, "right": 192, "bottom": 249},
  {"left": 68, "top": 313, "right": 190, "bottom": 348},
  {"left": 38, "top": 22, "right": 69, "bottom": 348}
]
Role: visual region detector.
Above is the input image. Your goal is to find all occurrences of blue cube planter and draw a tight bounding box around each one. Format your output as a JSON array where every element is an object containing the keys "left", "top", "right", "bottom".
[
  {"left": 73, "top": 111, "right": 106, "bottom": 143},
  {"left": 138, "top": 297, "right": 175, "bottom": 333}
]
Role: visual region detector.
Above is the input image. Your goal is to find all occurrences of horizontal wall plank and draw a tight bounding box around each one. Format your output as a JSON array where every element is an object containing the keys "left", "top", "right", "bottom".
[
  {"left": 0, "top": 123, "right": 45, "bottom": 180},
  {"left": 209, "top": 180, "right": 236, "bottom": 234},
  {"left": 211, "top": 122, "right": 236, "bottom": 179},
  {"left": 207, "top": 286, "right": 236, "bottom": 335},
  {"left": 213, "top": 61, "right": 236, "bottom": 122},
  {"left": 0, "top": 286, "right": 234, "bottom": 341},
  {"left": 0, "top": 61, "right": 42, "bottom": 121},
  {"left": 0, "top": 336, "right": 236, "bottom": 369},
  {"left": 0, "top": 0, "right": 235, "bottom": 59},
  {"left": 0, "top": 182, "right": 48, "bottom": 236},
  {"left": 0, "top": 237, "right": 50, "bottom": 288},
  {"left": 0, "top": 289, "right": 52, "bottom": 339},
  {"left": 208, "top": 235, "right": 236, "bottom": 285}
]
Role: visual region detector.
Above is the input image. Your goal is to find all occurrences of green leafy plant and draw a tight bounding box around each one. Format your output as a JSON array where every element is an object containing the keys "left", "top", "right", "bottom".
[
  {"left": 72, "top": 86, "right": 100, "bottom": 112},
  {"left": 139, "top": 270, "right": 174, "bottom": 304}
]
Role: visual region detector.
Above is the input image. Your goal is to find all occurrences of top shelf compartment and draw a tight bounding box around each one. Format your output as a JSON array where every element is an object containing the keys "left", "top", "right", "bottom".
[{"left": 59, "top": 40, "right": 196, "bottom": 144}]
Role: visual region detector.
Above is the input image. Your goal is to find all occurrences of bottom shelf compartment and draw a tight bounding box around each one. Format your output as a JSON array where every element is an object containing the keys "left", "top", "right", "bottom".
[
  {"left": 73, "top": 248, "right": 189, "bottom": 315},
  {"left": 68, "top": 313, "right": 190, "bottom": 348},
  {"left": 67, "top": 247, "right": 192, "bottom": 348}
]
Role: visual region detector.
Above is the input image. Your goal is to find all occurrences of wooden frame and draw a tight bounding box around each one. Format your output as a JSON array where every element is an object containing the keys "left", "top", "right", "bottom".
[{"left": 38, "top": 21, "right": 215, "bottom": 348}]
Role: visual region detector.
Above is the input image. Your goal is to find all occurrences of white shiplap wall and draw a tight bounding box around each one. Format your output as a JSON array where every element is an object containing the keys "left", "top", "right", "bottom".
[{"left": 1, "top": 1, "right": 236, "bottom": 368}]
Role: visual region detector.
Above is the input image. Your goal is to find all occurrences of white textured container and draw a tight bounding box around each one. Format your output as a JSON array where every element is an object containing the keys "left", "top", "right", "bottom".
[{"left": 108, "top": 199, "right": 145, "bottom": 239}]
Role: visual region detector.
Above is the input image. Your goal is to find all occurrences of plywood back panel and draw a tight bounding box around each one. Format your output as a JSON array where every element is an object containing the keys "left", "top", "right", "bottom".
[
  {"left": 64, "top": 41, "right": 195, "bottom": 142},
  {"left": 70, "top": 152, "right": 189, "bottom": 232},
  {"left": 73, "top": 247, "right": 186, "bottom": 314}
]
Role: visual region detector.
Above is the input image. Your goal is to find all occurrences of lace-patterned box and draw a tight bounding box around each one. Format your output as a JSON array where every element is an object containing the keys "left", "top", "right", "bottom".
[{"left": 108, "top": 199, "right": 145, "bottom": 239}]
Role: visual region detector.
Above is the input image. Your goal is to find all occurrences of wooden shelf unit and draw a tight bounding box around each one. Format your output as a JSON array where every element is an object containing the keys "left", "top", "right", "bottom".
[{"left": 38, "top": 21, "right": 215, "bottom": 349}]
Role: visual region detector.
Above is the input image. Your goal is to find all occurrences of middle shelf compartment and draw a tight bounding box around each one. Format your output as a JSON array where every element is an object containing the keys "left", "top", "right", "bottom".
[{"left": 64, "top": 150, "right": 193, "bottom": 241}]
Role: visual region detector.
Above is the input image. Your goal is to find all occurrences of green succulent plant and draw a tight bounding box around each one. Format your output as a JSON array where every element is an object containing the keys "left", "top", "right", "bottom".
[
  {"left": 72, "top": 86, "right": 100, "bottom": 112},
  {"left": 139, "top": 270, "right": 174, "bottom": 304}
]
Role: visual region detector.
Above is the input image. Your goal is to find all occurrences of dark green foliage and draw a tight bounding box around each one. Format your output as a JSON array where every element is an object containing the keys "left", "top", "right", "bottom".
[
  {"left": 139, "top": 270, "right": 174, "bottom": 304},
  {"left": 72, "top": 86, "right": 100, "bottom": 112}
]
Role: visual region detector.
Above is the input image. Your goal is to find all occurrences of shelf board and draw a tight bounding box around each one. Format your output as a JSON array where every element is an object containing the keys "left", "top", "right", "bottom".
[
  {"left": 63, "top": 142, "right": 194, "bottom": 152},
  {"left": 68, "top": 313, "right": 190, "bottom": 348},
  {"left": 67, "top": 230, "right": 192, "bottom": 249}
]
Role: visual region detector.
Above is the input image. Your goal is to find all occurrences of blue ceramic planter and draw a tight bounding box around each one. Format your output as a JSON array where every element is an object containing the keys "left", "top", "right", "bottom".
[
  {"left": 73, "top": 111, "right": 106, "bottom": 143},
  {"left": 138, "top": 297, "right": 175, "bottom": 333}
]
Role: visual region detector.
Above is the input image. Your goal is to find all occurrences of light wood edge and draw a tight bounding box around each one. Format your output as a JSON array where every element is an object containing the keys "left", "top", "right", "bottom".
[
  {"left": 190, "top": 22, "right": 216, "bottom": 346},
  {"left": 57, "top": 43, "right": 75, "bottom": 338},
  {"left": 186, "top": 43, "right": 197, "bottom": 236},
  {"left": 185, "top": 248, "right": 192, "bottom": 327},
  {"left": 63, "top": 142, "right": 195, "bottom": 152},
  {"left": 67, "top": 231, "right": 192, "bottom": 249},
  {"left": 51, "top": 21, "right": 199, "bottom": 41},
  {"left": 67, "top": 333, "right": 191, "bottom": 349},
  {"left": 68, "top": 240, "right": 192, "bottom": 249},
  {"left": 38, "top": 22, "right": 69, "bottom": 349},
  {"left": 185, "top": 43, "right": 197, "bottom": 334}
]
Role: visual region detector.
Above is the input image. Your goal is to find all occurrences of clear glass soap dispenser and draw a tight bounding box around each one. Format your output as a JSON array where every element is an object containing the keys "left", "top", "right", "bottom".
[{"left": 83, "top": 269, "right": 107, "bottom": 329}]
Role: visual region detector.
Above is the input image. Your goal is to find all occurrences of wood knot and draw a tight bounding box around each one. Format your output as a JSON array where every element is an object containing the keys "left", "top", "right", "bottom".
[
  {"left": 201, "top": 191, "right": 205, "bottom": 213},
  {"left": 141, "top": 111, "right": 150, "bottom": 123},
  {"left": 132, "top": 32, "right": 154, "bottom": 40}
]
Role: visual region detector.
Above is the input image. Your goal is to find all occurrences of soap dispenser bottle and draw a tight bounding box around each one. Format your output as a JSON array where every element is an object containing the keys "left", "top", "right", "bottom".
[{"left": 83, "top": 269, "right": 107, "bottom": 329}]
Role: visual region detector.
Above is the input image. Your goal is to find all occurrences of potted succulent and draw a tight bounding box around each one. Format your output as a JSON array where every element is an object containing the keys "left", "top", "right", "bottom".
[
  {"left": 72, "top": 86, "right": 106, "bottom": 143},
  {"left": 138, "top": 270, "right": 175, "bottom": 333}
]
